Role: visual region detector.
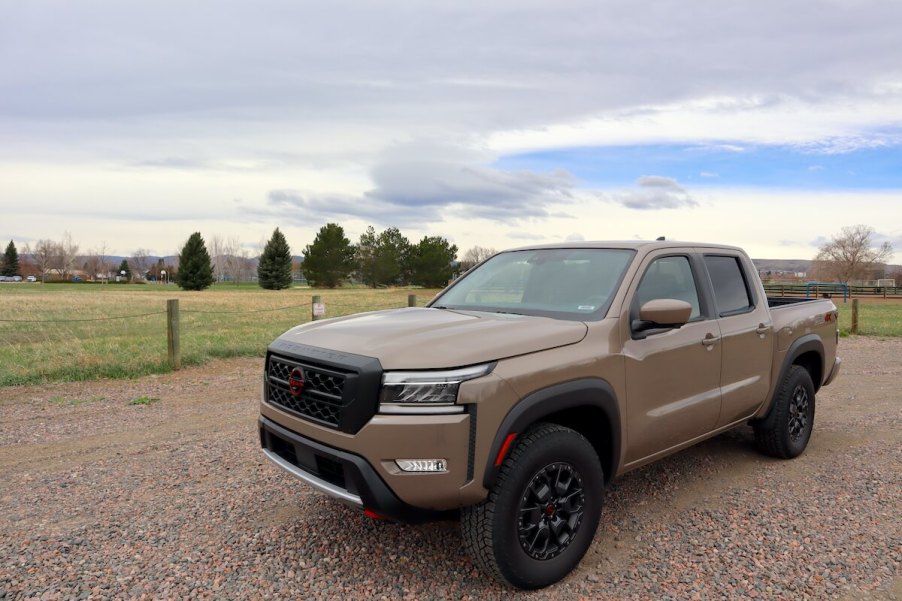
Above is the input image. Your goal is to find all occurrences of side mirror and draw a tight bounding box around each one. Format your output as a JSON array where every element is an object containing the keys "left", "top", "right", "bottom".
[{"left": 632, "top": 299, "right": 693, "bottom": 334}]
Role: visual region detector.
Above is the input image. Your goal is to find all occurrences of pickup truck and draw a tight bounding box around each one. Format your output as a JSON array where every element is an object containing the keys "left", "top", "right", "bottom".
[{"left": 259, "top": 241, "right": 841, "bottom": 589}]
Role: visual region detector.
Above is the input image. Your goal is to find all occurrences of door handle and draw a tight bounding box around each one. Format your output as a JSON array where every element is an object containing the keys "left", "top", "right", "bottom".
[
  {"left": 756, "top": 323, "right": 770, "bottom": 336},
  {"left": 701, "top": 333, "right": 720, "bottom": 348}
]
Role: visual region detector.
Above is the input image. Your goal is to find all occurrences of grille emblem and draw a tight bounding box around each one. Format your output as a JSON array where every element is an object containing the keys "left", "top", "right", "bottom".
[{"left": 288, "top": 367, "right": 305, "bottom": 397}]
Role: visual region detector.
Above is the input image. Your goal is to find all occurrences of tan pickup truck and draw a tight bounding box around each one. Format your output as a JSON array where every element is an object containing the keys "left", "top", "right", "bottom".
[{"left": 259, "top": 241, "right": 840, "bottom": 589}]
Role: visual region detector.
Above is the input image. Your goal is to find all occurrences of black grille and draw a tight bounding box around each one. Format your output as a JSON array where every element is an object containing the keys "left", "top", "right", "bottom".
[
  {"left": 267, "top": 355, "right": 350, "bottom": 427},
  {"left": 265, "top": 341, "right": 382, "bottom": 434}
]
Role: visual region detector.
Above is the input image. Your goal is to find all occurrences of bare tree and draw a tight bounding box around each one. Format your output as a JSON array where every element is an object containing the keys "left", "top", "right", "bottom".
[
  {"left": 812, "top": 225, "right": 893, "bottom": 284},
  {"left": 84, "top": 243, "right": 113, "bottom": 281},
  {"left": 30, "top": 239, "right": 59, "bottom": 282},
  {"left": 460, "top": 245, "right": 497, "bottom": 271},
  {"left": 17, "top": 244, "right": 35, "bottom": 278},
  {"left": 223, "top": 237, "right": 251, "bottom": 284},
  {"left": 130, "top": 248, "right": 150, "bottom": 281},
  {"left": 57, "top": 231, "right": 80, "bottom": 279},
  {"left": 208, "top": 234, "right": 226, "bottom": 282}
]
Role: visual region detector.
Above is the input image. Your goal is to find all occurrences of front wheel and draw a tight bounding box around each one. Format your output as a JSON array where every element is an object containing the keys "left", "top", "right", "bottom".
[
  {"left": 461, "top": 423, "right": 603, "bottom": 589},
  {"left": 754, "top": 365, "right": 816, "bottom": 459}
]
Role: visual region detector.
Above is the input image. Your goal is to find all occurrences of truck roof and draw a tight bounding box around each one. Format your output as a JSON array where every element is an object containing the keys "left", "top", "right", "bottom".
[{"left": 504, "top": 240, "right": 746, "bottom": 253}]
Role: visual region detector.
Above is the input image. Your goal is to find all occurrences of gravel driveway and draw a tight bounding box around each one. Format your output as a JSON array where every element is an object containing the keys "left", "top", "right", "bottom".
[{"left": 1, "top": 337, "right": 899, "bottom": 600}]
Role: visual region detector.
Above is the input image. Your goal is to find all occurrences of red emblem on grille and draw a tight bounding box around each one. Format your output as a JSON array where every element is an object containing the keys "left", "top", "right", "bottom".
[{"left": 288, "top": 367, "right": 305, "bottom": 397}]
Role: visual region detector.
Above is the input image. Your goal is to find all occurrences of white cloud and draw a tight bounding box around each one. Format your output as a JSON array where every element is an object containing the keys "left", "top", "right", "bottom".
[{"left": 608, "top": 176, "right": 698, "bottom": 211}]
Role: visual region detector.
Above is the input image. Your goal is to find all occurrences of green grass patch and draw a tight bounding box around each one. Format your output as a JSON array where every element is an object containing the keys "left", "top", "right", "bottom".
[
  {"left": 49, "top": 395, "right": 106, "bottom": 406},
  {"left": 128, "top": 395, "right": 160, "bottom": 406},
  {"left": 835, "top": 300, "right": 902, "bottom": 337},
  {"left": 0, "top": 284, "right": 439, "bottom": 386}
]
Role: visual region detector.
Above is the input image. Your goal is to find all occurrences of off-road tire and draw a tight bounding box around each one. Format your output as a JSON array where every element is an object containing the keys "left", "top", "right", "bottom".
[
  {"left": 461, "top": 423, "right": 603, "bottom": 589},
  {"left": 754, "top": 365, "right": 816, "bottom": 459}
]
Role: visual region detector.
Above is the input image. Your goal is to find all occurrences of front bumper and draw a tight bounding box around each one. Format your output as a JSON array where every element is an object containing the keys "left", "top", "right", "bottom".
[{"left": 260, "top": 416, "right": 458, "bottom": 522}]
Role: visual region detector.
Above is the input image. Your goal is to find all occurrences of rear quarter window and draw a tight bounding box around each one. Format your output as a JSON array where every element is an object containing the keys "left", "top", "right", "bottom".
[{"left": 704, "top": 255, "right": 753, "bottom": 316}]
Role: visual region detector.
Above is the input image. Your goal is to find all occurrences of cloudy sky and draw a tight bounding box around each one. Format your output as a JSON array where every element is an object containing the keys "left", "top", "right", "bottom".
[{"left": 2, "top": 0, "right": 901, "bottom": 261}]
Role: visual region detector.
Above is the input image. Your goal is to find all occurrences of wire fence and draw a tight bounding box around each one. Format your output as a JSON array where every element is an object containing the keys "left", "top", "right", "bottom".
[
  {"left": 5, "top": 287, "right": 897, "bottom": 387},
  {"left": 0, "top": 292, "right": 430, "bottom": 386}
]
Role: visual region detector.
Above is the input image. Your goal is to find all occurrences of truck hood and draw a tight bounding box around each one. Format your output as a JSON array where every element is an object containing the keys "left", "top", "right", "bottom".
[{"left": 276, "top": 307, "right": 588, "bottom": 369}]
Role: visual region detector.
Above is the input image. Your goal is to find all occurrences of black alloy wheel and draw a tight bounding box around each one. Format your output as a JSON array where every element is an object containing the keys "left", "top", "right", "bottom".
[
  {"left": 787, "top": 384, "right": 810, "bottom": 442},
  {"left": 517, "top": 462, "right": 586, "bottom": 560}
]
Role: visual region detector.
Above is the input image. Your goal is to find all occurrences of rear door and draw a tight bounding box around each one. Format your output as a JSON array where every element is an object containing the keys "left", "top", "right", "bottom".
[
  {"left": 701, "top": 251, "right": 774, "bottom": 426},
  {"left": 620, "top": 250, "right": 722, "bottom": 465}
]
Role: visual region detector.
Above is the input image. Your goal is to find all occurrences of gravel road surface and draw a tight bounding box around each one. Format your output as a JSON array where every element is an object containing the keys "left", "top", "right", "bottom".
[{"left": 1, "top": 337, "right": 899, "bottom": 600}]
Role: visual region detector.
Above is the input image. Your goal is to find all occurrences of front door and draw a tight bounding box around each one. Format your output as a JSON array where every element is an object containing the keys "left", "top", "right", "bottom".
[{"left": 621, "top": 253, "right": 722, "bottom": 465}]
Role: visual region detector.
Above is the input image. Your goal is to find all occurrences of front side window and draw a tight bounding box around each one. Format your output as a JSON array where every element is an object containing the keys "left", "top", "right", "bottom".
[
  {"left": 704, "top": 255, "right": 752, "bottom": 316},
  {"left": 430, "top": 248, "right": 635, "bottom": 321},
  {"left": 634, "top": 256, "right": 701, "bottom": 320}
]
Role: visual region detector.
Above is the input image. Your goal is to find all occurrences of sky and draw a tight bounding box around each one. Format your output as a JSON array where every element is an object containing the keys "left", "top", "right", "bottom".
[{"left": 1, "top": 0, "right": 901, "bottom": 262}]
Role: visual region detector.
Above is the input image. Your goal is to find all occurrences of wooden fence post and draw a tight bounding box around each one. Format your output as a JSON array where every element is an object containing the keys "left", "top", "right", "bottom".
[
  {"left": 312, "top": 295, "right": 322, "bottom": 321},
  {"left": 167, "top": 299, "right": 180, "bottom": 370},
  {"left": 851, "top": 298, "right": 859, "bottom": 335},
  {"left": 408, "top": 294, "right": 417, "bottom": 307}
]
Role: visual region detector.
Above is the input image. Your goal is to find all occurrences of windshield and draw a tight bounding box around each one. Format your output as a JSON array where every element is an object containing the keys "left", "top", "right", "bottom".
[{"left": 430, "top": 248, "right": 635, "bottom": 321}]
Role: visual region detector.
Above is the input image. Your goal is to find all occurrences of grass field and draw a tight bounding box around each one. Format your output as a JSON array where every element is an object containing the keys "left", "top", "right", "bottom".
[
  {"left": 834, "top": 297, "right": 902, "bottom": 337},
  {"left": 0, "top": 283, "right": 440, "bottom": 386},
  {"left": 1, "top": 284, "right": 900, "bottom": 386}
]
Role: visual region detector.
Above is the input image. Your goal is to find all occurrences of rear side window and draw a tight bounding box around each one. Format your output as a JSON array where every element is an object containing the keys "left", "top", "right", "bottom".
[{"left": 705, "top": 255, "right": 752, "bottom": 316}]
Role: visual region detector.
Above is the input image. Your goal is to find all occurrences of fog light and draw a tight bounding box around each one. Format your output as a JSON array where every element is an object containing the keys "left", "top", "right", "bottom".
[{"left": 395, "top": 459, "right": 448, "bottom": 473}]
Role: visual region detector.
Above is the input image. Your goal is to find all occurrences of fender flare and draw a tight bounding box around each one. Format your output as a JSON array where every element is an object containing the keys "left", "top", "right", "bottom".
[
  {"left": 482, "top": 378, "right": 621, "bottom": 490},
  {"left": 757, "top": 333, "right": 824, "bottom": 423}
]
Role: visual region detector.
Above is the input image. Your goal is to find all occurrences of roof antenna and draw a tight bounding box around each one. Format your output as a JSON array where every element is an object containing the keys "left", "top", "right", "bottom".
[{"left": 656, "top": 236, "right": 665, "bottom": 241}]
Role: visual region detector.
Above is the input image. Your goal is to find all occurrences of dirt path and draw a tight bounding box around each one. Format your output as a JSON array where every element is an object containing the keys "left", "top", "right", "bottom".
[{"left": 1, "top": 339, "right": 899, "bottom": 600}]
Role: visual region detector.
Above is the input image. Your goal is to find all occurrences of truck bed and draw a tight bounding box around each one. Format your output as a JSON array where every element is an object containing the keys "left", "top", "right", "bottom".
[{"left": 767, "top": 296, "right": 829, "bottom": 308}]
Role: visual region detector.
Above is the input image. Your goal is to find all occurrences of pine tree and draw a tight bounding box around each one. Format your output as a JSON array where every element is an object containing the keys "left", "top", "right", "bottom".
[
  {"left": 355, "top": 226, "right": 378, "bottom": 288},
  {"left": 355, "top": 226, "right": 411, "bottom": 288},
  {"left": 118, "top": 259, "right": 131, "bottom": 281},
  {"left": 374, "top": 227, "right": 410, "bottom": 286},
  {"left": 257, "top": 228, "right": 294, "bottom": 290},
  {"left": 2, "top": 240, "right": 19, "bottom": 277},
  {"left": 175, "top": 232, "right": 214, "bottom": 291},
  {"left": 302, "top": 223, "right": 356, "bottom": 288},
  {"left": 409, "top": 236, "right": 458, "bottom": 287}
]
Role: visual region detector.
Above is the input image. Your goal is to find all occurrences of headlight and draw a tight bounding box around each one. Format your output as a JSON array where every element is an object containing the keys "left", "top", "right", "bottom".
[{"left": 379, "top": 363, "right": 495, "bottom": 414}]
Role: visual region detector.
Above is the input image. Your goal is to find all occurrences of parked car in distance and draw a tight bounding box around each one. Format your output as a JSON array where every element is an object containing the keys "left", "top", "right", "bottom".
[{"left": 27, "top": 275, "right": 37, "bottom": 282}]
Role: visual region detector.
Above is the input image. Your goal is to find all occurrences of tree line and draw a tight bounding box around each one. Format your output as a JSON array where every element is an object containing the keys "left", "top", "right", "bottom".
[
  {"left": 0, "top": 235, "right": 178, "bottom": 284},
  {"left": 2, "top": 224, "right": 474, "bottom": 290},
  {"left": 176, "top": 223, "right": 471, "bottom": 291},
  {"left": 9, "top": 223, "right": 890, "bottom": 290}
]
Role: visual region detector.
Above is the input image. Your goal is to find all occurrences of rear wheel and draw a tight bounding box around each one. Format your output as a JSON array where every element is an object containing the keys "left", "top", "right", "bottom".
[
  {"left": 461, "top": 423, "right": 603, "bottom": 589},
  {"left": 754, "top": 365, "right": 816, "bottom": 458}
]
